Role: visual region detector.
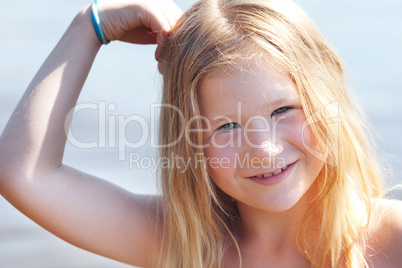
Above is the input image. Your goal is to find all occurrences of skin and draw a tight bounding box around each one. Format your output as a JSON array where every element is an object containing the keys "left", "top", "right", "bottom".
[
  {"left": 0, "top": 0, "right": 400, "bottom": 267},
  {"left": 198, "top": 64, "right": 323, "bottom": 267},
  {"left": 0, "top": 1, "right": 182, "bottom": 267},
  {"left": 198, "top": 64, "right": 402, "bottom": 267},
  {"left": 199, "top": 64, "right": 324, "bottom": 213}
]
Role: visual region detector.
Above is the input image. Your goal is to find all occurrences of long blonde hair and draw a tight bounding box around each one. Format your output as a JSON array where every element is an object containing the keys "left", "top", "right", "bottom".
[{"left": 158, "top": 0, "right": 384, "bottom": 267}]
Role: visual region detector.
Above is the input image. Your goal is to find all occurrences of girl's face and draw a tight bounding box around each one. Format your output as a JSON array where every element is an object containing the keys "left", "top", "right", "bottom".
[{"left": 198, "top": 63, "right": 324, "bottom": 213}]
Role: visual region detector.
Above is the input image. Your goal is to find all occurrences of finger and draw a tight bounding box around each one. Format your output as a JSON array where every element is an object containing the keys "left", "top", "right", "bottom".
[
  {"left": 162, "top": 2, "right": 183, "bottom": 30},
  {"left": 158, "top": 60, "right": 163, "bottom": 74},
  {"left": 169, "top": 0, "right": 184, "bottom": 21},
  {"left": 143, "top": 1, "right": 182, "bottom": 39},
  {"left": 154, "top": 2, "right": 182, "bottom": 70},
  {"left": 155, "top": 28, "right": 171, "bottom": 59},
  {"left": 120, "top": 26, "right": 157, "bottom": 44},
  {"left": 141, "top": 5, "right": 172, "bottom": 35},
  {"left": 155, "top": 43, "right": 165, "bottom": 63}
]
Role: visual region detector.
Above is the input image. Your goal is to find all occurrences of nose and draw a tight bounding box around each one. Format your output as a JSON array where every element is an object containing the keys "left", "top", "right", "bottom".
[
  {"left": 249, "top": 140, "right": 283, "bottom": 157},
  {"left": 245, "top": 130, "right": 283, "bottom": 164}
]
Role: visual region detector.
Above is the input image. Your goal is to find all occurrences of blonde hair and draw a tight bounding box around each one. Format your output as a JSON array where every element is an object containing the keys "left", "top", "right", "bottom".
[{"left": 158, "top": 0, "right": 384, "bottom": 267}]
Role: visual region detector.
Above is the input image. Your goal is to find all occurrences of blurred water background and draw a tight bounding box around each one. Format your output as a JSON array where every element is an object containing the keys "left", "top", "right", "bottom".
[{"left": 0, "top": 0, "right": 401, "bottom": 267}]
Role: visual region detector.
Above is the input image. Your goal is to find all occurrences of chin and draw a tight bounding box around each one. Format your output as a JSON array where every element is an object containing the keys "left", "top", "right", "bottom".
[{"left": 253, "top": 182, "right": 317, "bottom": 214}]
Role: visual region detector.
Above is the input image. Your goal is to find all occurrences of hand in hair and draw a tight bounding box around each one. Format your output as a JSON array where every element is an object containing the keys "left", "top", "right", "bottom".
[
  {"left": 96, "top": 0, "right": 182, "bottom": 60},
  {"left": 0, "top": 1, "right": 181, "bottom": 267}
]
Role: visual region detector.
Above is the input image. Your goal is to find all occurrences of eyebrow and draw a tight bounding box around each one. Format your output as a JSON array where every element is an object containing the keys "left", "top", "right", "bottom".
[
  {"left": 210, "top": 115, "right": 238, "bottom": 127},
  {"left": 266, "top": 96, "right": 299, "bottom": 107},
  {"left": 207, "top": 97, "right": 300, "bottom": 127}
]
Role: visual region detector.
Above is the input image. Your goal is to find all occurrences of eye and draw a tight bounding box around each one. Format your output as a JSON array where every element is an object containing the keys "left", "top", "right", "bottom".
[
  {"left": 271, "top": 106, "right": 292, "bottom": 116},
  {"left": 217, "top": 122, "right": 239, "bottom": 131}
]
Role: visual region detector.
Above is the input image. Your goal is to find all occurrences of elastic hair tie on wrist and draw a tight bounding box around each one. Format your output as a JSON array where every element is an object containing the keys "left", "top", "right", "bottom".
[{"left": 91, "top": 0, "right": 110, "bottom": 45}]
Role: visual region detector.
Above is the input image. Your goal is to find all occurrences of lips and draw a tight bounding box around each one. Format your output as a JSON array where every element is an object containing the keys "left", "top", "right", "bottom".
[{"left": 246, "top": 162, "right": 295, "bottom": 186}]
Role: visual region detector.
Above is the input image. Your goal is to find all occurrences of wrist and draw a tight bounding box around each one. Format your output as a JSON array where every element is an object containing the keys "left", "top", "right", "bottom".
[
  {"left": 91, "top": 0, "right": 110, "bottom": 45},
  {"left": 70, "top": 5, "right": 103, "bottom": 50}
]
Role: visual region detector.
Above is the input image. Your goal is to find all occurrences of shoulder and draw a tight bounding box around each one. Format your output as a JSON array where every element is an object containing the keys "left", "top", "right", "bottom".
[
  {"left": 374, "top": 198, "right": 402, "bottom": 233},
  {"left": 366, "top": 198, "right": 402, "bottom": 267}
]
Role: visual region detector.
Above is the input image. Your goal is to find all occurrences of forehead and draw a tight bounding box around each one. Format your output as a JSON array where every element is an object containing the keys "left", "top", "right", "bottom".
[{"left": 197, "top": 62, "right": 298, "bottom": 116}]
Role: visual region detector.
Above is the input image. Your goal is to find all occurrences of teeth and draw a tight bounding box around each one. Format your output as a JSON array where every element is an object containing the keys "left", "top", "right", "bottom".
[
  {"left": 256, "top": 165, "right": 288, "bottom": 178},
  {"left": 273, "top": 169, "right": 282, "bottom": 176}
]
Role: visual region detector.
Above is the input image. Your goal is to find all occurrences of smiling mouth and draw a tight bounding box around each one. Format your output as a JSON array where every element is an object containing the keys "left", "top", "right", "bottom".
[{"left": 253, "top": 165, "right": 289, "bottom": 178}]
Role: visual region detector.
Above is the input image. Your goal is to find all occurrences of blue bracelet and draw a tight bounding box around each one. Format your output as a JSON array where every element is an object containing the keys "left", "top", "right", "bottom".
[{"left": 91, "top": 0, "right": 110, "bottom": 45}]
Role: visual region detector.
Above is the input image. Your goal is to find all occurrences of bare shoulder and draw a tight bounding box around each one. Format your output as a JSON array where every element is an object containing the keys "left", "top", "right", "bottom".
[{"left": 366, "top": 198, "right": 402, "bottom": 267}]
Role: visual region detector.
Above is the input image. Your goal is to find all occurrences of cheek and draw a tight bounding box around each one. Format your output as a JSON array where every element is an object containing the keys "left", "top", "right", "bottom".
[
  {"left": 203, "top": 145, "right": 238, "bottom": 182},
  {"left": 208, "top": 130, "right": 241, "bottom": 148},
  {"left": 295, "top": 112, "right": 330, "bottom": 163},
  {"left": 280, "top": 110, "right": 315, "bottom": 149},
  {"left": 301, "top": 124, "right": 318, "bottom": 150},
  {"left": 291, "top": 113, "right": 325, "bottom": 175}
]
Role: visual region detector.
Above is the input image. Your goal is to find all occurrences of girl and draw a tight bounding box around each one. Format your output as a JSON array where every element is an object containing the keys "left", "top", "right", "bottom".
[{"left": 0, "top": 0, "right": 401, "bottom": 267}]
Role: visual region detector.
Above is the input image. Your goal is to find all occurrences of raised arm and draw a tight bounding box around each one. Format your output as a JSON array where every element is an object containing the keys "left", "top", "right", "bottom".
[{"left": 0, "top": 1, "right": 182, "bottom": 266}]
